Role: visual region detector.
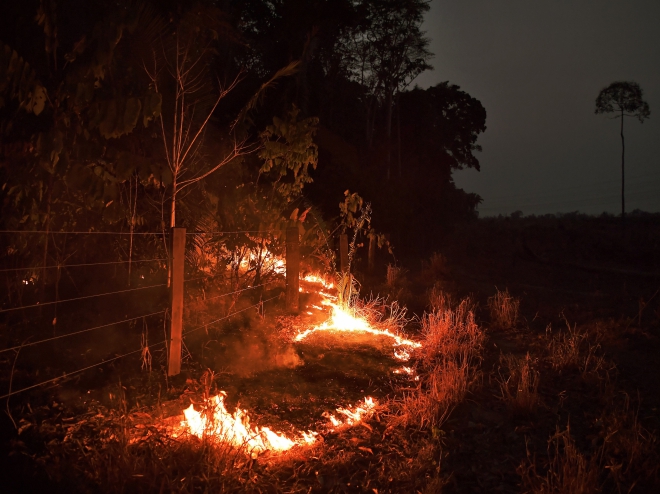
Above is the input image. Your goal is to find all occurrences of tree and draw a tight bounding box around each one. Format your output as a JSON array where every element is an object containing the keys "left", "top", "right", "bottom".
[
  {"left": 339, "top": 0, "right": 432, "bottom": 178},
  {"left": 595, "top": 81, "right": 650, "bottom": 218},
  {"left": 144, "top": 6, "right": 250, "bottom": 229}
]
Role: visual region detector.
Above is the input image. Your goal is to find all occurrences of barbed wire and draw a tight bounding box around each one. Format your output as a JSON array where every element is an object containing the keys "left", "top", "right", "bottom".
[
  {"left": 0, "top": 283, "right": 168, "bottom": 314},
  {"left": 0, "top": 310, "right": 167, "bottom": 354},
  {"left": 0, "top": 258, "right": 168, "bottom": 274}
]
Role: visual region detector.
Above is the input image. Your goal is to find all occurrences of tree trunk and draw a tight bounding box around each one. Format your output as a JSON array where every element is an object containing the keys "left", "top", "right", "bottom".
[
  {"left": 620, "top": 109, "right": 625, "bottom": 220},
  {"left": 128, "top": 176, "right": 137, "bottom": 287},
  {"left": 397, "top": 93, "right": 402, "bottom": 178},
  {"left": 168, "top": 180, "right": 177, "bottom": 288},
  {"left": 39, "top": 173, "right": 55, "bottom": 306},
  {"left": 385, "top": 89, "right": 393, "bottom": 180}
]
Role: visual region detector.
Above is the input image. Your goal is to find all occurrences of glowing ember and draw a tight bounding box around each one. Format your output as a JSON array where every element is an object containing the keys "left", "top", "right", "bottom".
[
  {"left": 393, "top": 366, "right": 414, "bottom": 375},
  {"left": 324, "top": 397, "right": 377, "bottom": 428},
  {"left": 180, "top": 392, "right": 316, "bottom": 453},
  {"left": 393, "top": 366, "right": 420, "bottom": 380}
]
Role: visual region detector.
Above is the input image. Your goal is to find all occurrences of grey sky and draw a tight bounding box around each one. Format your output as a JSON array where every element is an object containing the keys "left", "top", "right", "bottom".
[{"left": 415, "top": 0, "right": 660, "bottom": 216}]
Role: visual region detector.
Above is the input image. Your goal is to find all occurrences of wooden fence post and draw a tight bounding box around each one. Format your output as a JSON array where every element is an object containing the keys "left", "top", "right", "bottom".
[
  {"left": 285, "top": 226, "right": 300, "bottom": 313},
  {"left": 339, "top": 233, "right": 349, "bottom": 272},
  {"left": 168, "top": 227, "right": 185, "bottom": 376}
]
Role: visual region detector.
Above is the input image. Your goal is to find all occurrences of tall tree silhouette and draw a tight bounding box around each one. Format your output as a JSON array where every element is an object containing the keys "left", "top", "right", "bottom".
[{"left": 595, "top": 81, "right": 650, "bottom": 219}]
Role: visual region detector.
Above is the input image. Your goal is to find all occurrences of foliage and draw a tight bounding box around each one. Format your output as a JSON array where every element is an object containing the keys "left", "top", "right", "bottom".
[
  {"left": 258, "top": 104, "right": 319, "bottom": 200},
  {"left": 595, "top": 81, "right": 650, "bottom": 122}
]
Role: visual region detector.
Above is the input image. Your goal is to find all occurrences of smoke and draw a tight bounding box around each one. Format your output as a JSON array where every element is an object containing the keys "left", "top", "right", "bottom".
[{"left": 217, "top": 333, "right": 303, "bottom": 377}]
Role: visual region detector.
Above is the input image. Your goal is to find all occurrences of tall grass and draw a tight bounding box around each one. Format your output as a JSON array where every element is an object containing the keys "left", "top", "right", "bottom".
[
  {"left": 496, "top": 352, "right": 540, "bottom": 417},
  {"left": 519, "top": 426, "right": 602, "bottom": 494},
  {"left": 546, "top": 322, "right": 608, "bottom": 378},
  {"left": 488, "top": 287, "right": 520, "bottom": 329},
  {"left": 396, "top": 297, "right": 484, "bottom": 430}
]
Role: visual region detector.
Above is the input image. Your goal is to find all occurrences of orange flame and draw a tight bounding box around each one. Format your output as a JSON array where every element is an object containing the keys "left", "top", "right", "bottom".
[
  {"left": 293, "top": 302, "right": 420, "bottom": 360},
  {"left": 181, "top": 392, "right": 316, "bottom": 453},
  {"left": 324, "top": 396, "right": 377, "bottom": 428}
]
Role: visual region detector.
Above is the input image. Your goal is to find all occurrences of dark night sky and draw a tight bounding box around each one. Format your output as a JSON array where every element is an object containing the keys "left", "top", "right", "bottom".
[{"left": 416, "top": 0, "right": 660, "bottom": 216}]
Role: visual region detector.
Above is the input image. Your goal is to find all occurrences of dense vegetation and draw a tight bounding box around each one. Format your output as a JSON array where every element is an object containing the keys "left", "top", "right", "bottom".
[{"left": 0, "top": 0, "right": 487, "bottom": 269}]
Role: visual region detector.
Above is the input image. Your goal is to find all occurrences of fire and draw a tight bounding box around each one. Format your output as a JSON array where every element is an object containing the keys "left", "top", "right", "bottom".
[
  {"left": 324, "top": 397, "right": 377, "bottom": 428},
  {"left": 239, "top": 250, "right": 286, "bottom": 275},
  {"left": 302, "top": 273, "right": 334, "bottom": 290},
  {"left": 181, "top": 392, "right": 316, "bottom": 453},
  {"left": 293, "top": 302, "right": 421, "bottom": 360},
  {"left": 178, "top": 392, "right": 379, "bottom": 454}
]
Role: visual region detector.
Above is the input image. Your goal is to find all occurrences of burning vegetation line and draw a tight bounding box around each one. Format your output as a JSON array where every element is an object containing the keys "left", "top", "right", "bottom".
[
  {"left": 177, "top": 393, "right": 380, "bottom": 454},
  {"left": 179, "top": 392, "right": 317, "bottom": 453}
]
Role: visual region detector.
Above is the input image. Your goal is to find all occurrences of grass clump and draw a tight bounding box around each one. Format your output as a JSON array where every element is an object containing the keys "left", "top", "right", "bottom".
[
  {"left": 546, "top": 321, "right": 608, "bottom": 378},
  {"left": 396, "top": 297, "right": 484, "bottom": 430},
  {"left": 519, "top": 425, "right": 602, "bottom": 494},
  {"left": 497, "top": 352, "right": 540, "bottom": 418},
  {"left": 488, "top": 287, "right": 520, "bottom": 329}
]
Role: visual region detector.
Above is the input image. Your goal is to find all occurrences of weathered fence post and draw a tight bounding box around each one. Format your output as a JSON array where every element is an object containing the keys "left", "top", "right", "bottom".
[
  {"left": 168, "top": 227, "right": 185, "bottom": 376},
  {"left": 285, "top": 226, "right": 300, "bottom": 313},
  {"left": 368, "top": 233, "right": 376, "bottom": 273},
  {"left": 339, "top": 233, "right": 349, "bottom": 272}
]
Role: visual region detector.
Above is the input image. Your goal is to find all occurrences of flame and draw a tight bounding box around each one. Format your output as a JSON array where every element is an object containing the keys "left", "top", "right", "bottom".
[
  {"left": 239, "top": 251, "right": 286, "bottom": 275},
  {"left": 293, "top": 302, "right": 420, "bottom": 360},
  {"left": 324, "top": 397, "right": 377, "bottom": 428},
  {"left": 302, "top": 273, "right": 335, "bottom": 290},
  {"left": 180, "top": 392, "right": 316, "bottom": 453}
]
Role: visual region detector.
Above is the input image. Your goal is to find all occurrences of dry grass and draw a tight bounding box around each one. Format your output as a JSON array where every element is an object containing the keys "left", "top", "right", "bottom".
[
  {"left": 599, "top": 394, "right": 659, "bottom": 492},
  {"left": 519, "top": 395, "right": 658, "bottom": 493},
  {"left": 488, "top": 287, "right": 520, "bottom": 329},
  {"left": 417, "top": 297, "right": 482, "bottom": 367},
  {"left": 428, "top": 284, "right": 452, "bottom": 313},
  {"left": 496, "top": 352, "right": 540, "bottom": 418},
  {"left": 546, "top": 322, "right": 608, "bottom": 378},
  {"left": 519, "top": 426, "right": 602, "bottom": 494},
  {"left": 396, "top": 297, "right": 484, "bottom": 430}
]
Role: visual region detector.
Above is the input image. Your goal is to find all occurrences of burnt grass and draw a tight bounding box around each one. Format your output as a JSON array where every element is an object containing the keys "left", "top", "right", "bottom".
[{"left": 1, "top": 214, "right": 660, "bottom": 493}]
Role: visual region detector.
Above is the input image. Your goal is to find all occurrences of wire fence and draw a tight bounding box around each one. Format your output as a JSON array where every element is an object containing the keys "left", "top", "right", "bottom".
[
  {"left": 0, "top": 296, "right": 280, "bottom": 401},
  {"left": 0, "top": 228, "right": 286, "bottom": 402}
]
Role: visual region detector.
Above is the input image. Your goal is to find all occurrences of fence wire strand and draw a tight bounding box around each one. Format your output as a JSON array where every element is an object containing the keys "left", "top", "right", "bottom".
[
  {"left": 1, "top": 296, "right": 280, "bottom": 400},
  {"left": 0, "top": 310, "right": 167, "bottom": 354},
  {"left": 0, "top": 283, "right": 168, "bottom": 314},
  {"left": 0, "top": 258, "right": 168, "bottom": 273},
  {"left": 198, "top": 280, "right": 279, "bottom": 303},
  {"left": 0, "top": 341, "right": 168, "bottom": 401}
]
